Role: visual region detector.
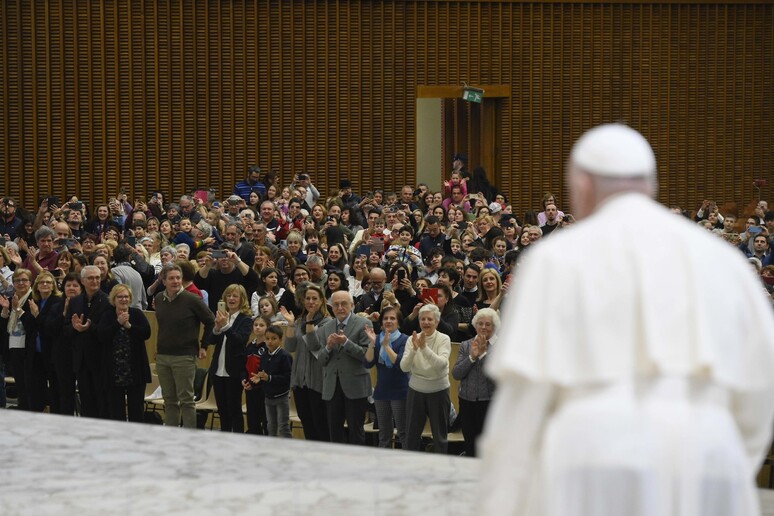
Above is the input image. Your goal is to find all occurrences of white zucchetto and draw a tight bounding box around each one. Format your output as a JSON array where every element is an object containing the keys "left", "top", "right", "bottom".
[{"left": 571, "top": 123, "right": 656, "bottom": 178}]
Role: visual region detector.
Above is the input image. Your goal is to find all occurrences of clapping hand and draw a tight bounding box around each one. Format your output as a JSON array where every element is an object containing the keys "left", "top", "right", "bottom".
[
  {"left": 364, "top": 326, "right": 376, "bottom": 347},
  {"left": 326, "top": 331, "right": 347, "bottom": 351},
  {"left": 117, "top": 309, "right": 131, "bottom": 328},
  {"left": 411, "top": 331, "right": 426, "bottom": 350},
  {"left": 72, "top": 314, "right": 91, "bottom": 332},
  {"left": 279, "top": 306, "right": 295, "bottom": 325},
  {"left": 28, "top": 299, "right": 39, "bottom": 318}
]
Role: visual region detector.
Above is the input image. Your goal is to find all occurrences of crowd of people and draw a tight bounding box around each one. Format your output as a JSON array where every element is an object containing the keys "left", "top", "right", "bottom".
[{"left": 0, "top": 157, "right": 772, "bottom": 454}]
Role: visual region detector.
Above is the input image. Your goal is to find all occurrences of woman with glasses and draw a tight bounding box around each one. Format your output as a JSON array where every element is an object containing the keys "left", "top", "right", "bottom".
[
  {"left": 27, "top": 271, "right": 64, "bottom": 413},
  {"left": 0, "top": 268, "right": 35, "bottom": 410},
  {"left": 452, "top": 308, "right": 500, "bottom": 457},
  {"left": 96, "top": 284, "right": 151, "bottom": 422}
]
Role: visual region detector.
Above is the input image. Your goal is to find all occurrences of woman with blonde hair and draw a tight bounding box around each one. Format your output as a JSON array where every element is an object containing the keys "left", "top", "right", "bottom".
[
  {"left": 205, "top": 284, "right": 252, "bottom": 433},
  {"left": 476, "top": 268, "right": 503, "bottom": 311},
  {"left": 29, "top": 271, "right": 64, "bottom": 412},
  {"left": 96, "top": 284, "right": 151, "bottom": 422}
]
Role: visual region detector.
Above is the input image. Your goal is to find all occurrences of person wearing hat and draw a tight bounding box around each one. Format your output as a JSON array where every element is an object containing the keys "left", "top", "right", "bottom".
[
  {"left": 224, "top": 195, "right": 245, "bottom": 223},
  {"left": 480, "top": 124, "right": 774, "bottom": 515},
  {"left": 338, "top": 179, "right": 361, "bottom": 208}
]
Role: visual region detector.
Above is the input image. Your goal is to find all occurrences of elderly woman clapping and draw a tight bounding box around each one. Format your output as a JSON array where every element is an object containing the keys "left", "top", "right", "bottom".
[
  {"left": 452, "top": 307, "right": 500, "bottom": 457},
  {"left": 400, "top": 303, "right": 451, "bottom": 453}
]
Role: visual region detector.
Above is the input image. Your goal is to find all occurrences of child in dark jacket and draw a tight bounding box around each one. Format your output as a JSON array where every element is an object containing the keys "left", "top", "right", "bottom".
[
  {"left": 252, "top": 325, "right": 292, "bottom": 437},
  {"left": 243, "top": 316, "right": 270, "bottom": 435}
]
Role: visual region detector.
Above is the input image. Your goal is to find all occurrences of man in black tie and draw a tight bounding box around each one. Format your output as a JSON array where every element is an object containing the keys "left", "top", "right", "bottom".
[{"left": 307, "top": 291, "right": 373, "bottom": 445}]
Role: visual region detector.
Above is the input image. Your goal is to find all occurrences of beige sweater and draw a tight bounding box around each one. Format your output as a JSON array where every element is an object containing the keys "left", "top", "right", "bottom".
[{"left": 400, "top": 330, "right": 451, "bottom": 393}]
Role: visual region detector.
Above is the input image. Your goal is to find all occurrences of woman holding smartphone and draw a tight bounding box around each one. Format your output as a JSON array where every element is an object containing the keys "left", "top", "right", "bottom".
[{"left": 205, "top": 284, "right": 252, "bottom": 433}]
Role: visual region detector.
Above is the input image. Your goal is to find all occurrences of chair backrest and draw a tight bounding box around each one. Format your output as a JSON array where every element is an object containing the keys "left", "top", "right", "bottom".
[
  {"left": 194, "top": 367, "right": 209, "bottom": 402},
  {"left": 144, "top": 365, "right": 160, "bottom": 398}
]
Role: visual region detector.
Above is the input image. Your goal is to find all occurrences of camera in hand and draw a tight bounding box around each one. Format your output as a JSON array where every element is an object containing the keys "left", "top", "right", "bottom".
[{"left": 211, "top": 249, "right": 228, "bottom": 259}]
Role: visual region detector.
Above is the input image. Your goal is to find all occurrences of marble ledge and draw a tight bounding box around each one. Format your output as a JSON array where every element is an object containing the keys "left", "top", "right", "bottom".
[
  {"left": 3, "top": 410, "right": 774, "bottom": 515},
  {"left": 0, "top": 410, "right": 477, "bottom": 515}
]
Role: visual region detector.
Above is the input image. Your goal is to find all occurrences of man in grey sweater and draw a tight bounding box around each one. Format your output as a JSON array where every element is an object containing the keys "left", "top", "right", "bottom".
[{"left": 154, "top": 264, "right": 214, "bottom": 428}]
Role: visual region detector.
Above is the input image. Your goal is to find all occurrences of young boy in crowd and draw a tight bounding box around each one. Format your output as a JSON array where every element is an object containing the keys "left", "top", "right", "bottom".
[{"left": 252, "top": 325, "right": 292, "bottom": 438}]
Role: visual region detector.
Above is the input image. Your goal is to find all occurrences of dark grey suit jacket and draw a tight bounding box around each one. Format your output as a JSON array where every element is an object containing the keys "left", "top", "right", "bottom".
[{"left": 307, "top": 312, "right": 373, "bottom": 401}]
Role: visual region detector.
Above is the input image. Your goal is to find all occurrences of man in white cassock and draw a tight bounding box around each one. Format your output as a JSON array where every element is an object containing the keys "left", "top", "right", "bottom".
[{"left": 480, "top": 124, "right": 774, "bottom": 516}]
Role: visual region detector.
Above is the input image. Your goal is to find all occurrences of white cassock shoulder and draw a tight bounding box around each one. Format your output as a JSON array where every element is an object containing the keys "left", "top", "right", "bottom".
[{"left": 489, "top": 194, "right": 774, "bottom": 392}]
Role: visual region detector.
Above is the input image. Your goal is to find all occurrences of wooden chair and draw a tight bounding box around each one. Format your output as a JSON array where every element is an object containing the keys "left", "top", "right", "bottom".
[{"left": 4, "top": 376, "right": 17, "bottom": 408}]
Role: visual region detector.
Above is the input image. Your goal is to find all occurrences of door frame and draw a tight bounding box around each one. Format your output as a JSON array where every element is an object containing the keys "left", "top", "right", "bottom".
[{"left": 416, "top": 85, "right": 511, "bottom": 187}]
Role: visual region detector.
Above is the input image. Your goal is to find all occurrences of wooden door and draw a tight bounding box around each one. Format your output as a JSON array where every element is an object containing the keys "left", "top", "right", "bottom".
[{"left": 442, "top": 98, "right": 499, "bottom": 186}]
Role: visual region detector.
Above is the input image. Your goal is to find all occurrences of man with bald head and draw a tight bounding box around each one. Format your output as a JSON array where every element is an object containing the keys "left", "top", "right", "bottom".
[
  {"left": 354, "top": 266, "right": 387, "bottom": 315},
  {"left": 307, "top": 291, "right": 373, "bottom": 445},
  {"left": 481, "top": 124, "right": 774, "bottom": 515}
]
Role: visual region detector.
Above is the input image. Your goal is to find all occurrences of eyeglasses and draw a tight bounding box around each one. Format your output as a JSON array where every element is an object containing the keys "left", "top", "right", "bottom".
[
  {"left": 83, "top": 276, "right": 101, "bottom": 281},
  {"left": 115, "top": 295, "right": 131, "bottom": 300},
  {"left": 37, "top": 280, "right": 54, "bottom": 285},
  {"left": 13, "top": 278, "right": 30, "bottom": 283}
]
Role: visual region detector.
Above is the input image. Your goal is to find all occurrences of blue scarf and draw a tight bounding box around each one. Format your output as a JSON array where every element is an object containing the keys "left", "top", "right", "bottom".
[{"left": 378, "top": 329, "right": 402, "bottom": 368}]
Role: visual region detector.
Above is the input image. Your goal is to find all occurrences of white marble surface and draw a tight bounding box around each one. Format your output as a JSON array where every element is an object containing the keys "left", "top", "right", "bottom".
[
  {"left": 2, "top": 409, "right": 774, "bottom": 515},
  {"left": 0, "top": 410, "right": 478, "bottom": 515}
]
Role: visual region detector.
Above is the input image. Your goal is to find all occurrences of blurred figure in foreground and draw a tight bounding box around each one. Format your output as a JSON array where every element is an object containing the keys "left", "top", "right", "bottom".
[{"left": 481, "top": 124, "right": 774, "bottom": 516}]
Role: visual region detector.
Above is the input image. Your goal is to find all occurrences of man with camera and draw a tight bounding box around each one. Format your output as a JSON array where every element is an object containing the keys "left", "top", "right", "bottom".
[
  {"left": 224, "top": 195, "right": 244, "bottom": 223},
  {"left": 290, "top": 173, "right": 320, "bottom": 208},
  {"left": 442, "top": 185, "right": 472, "bottom": 213},
  {"left": 194, "top": 243, "right": 259, "bottom": 314},
  {"left": 223, "top": 222, "right": 255, "bottom": 267}
]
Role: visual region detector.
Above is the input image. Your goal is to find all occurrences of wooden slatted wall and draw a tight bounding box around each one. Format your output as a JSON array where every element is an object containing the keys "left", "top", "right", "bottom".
[{"left": 1, "top": 0, "right": 772, "bottom": 215}]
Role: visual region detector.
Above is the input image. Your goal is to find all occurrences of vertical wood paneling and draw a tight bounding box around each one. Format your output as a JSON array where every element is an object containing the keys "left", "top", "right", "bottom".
[{"left": 0, "top": 0, "right": 772, "bottom": 216}]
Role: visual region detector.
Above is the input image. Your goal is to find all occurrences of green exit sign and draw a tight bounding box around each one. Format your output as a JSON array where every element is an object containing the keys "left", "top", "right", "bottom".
[{"left": 462, "top": 87, "right": 484, "bottom": 103}]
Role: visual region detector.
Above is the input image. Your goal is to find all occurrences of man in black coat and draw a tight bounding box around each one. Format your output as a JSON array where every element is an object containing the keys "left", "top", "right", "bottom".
[{"left": 63, "top": 265, "right": 112, "bottom": 418}]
